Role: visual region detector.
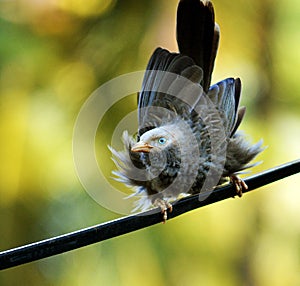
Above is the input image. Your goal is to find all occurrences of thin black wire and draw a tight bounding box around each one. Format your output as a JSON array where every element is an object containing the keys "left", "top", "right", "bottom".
[{"left": 0, "top": 159, "right": 299, "bottom": 270}]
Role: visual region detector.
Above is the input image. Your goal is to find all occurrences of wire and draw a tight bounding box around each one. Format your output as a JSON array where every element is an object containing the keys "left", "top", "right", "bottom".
[{"left": 0, "top": 159, "right": 299, "bottom": 270}]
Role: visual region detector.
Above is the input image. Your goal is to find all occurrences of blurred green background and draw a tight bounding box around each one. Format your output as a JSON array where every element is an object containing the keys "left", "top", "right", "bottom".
[{"left": 0, "top": 0, "right": 300, "bottom": 285}]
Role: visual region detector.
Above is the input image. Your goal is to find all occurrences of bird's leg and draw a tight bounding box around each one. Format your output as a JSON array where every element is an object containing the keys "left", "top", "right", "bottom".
[
  {"left": 230, "top": 174, "right": 248, "bottom": 197},
  {"left": 153, "top": 198, "right": 173, "bottom": 223}
]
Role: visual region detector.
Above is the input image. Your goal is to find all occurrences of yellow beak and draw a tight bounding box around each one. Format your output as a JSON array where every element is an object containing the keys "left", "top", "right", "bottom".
[{"left": 131, "top": 142, "right": 154, "bottom": 153}]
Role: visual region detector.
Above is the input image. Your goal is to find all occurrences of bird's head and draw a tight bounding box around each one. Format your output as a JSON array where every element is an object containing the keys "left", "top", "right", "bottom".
[{"left": 131, "top": 127, "right": 175, "bottom": 154}]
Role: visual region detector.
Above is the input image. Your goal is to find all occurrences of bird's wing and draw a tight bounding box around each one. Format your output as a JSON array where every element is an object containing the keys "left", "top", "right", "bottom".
[
  {"left": 138, "top": 47, "right": 203, "bottom": 136},
  {"left": 177, "top": 0, "right": 219, "bottom": 92},
  {"left": 206, "top": 77, "right": 245, "bottom": 137}
]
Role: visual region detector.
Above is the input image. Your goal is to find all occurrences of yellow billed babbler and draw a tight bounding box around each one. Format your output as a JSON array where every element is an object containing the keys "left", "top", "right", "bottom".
[{"left": 110, "top": 0, "right": 263, "bottom": 222}]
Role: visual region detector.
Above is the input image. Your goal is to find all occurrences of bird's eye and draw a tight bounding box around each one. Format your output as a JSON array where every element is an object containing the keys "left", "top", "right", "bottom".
[{"left": 158, "top": 137, "right": 167, "bottom": 145}]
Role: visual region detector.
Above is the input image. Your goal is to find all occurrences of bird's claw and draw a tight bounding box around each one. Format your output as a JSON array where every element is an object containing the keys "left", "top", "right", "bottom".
[
  {"left": 154, "top": 199, "right": 173, "bottom": 223},
  {"left": 230, "top": 174, "right": 248, "bottom": 197}
]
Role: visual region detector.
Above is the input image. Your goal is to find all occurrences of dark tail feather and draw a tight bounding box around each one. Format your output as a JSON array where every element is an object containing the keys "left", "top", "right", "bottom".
[{"left": 176, "top": 0, "right": 219, "bottom": 92}]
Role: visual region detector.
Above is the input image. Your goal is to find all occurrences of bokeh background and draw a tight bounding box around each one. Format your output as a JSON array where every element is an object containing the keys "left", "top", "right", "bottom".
[{"left": 0, "top": 0, "right": 300, "bottom": 285}]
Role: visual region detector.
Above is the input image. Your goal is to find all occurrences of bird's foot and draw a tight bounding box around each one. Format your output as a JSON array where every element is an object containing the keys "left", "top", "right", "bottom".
[
  {"left": 230, "top": 174, "right": 248, "bottom": 197},
  {"left": 154, "top": 199, "right": 173, "bottom": 223}
]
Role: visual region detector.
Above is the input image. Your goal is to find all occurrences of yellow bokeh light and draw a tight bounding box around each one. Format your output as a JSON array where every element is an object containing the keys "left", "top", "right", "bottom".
[{"left": 56, "top": 0, "right": 115, "bottom": 17}]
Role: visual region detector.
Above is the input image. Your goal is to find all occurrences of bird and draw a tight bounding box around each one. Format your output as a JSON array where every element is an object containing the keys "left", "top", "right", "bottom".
[{"left": 110, "top": 0, "right": 263, "bottom": 222}]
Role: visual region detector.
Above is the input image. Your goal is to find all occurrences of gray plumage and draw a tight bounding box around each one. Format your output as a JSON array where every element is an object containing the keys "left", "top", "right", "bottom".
[{"left": 110, "top": 0, "right": 263, "bottom": 214}]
